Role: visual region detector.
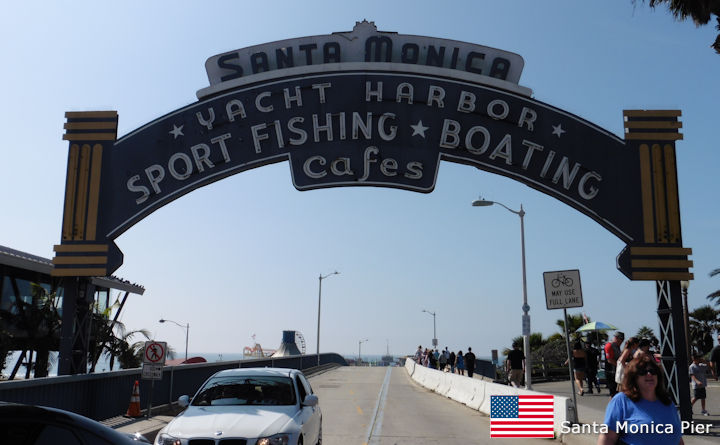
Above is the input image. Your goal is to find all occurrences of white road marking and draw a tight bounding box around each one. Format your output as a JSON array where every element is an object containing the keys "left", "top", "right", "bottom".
[{"left": 366, "top": 367, "right": 392, "bottom": 444}]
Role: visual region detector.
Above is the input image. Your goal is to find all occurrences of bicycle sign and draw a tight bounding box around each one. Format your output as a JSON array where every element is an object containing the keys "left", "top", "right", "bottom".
[
  {"left": 543, "top": 269, "right": 583, "bottom": 310},
  {"left": 551, "top": 274, "right": 574, "bottom": 288}
]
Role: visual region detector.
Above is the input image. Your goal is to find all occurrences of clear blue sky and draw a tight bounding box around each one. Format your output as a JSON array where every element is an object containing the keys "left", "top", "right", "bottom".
[{"left": 1, "top": 1, "right": 717, "bottom": 359}]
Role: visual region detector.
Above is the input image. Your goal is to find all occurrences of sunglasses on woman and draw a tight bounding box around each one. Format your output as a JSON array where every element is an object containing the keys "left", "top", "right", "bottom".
[{"left": 637, "top": 367, "right": 658, "bottom": 376}]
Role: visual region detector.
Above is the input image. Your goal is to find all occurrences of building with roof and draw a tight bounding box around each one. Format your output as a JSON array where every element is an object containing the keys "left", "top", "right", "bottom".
[{"left": 0, "top": 245, "right": 144, "bottom": 379}]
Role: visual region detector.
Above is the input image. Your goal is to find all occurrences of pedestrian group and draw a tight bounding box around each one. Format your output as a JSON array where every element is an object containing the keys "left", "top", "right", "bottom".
[{"left": 413, "top": 345, "right": 477, "bottom": 378}]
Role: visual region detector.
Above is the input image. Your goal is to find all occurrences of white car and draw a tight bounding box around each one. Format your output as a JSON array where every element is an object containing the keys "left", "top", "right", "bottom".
[{"left": 155, "top": 368, "right": 321, "bottom": 445}]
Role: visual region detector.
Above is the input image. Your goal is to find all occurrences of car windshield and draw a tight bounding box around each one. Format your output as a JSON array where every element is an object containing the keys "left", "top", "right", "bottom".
[{"left": 192, "top": 375, "right": 296, "bottom": 406}]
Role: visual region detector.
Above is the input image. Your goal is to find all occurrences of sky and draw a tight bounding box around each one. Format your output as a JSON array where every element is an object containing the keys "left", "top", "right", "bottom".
[{"left": 1, "top": 1, "right": 718, "bottom": 360}]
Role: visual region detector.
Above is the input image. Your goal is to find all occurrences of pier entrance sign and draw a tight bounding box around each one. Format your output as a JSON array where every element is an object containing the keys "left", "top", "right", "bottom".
[
  {"left": 50, "top": 22, "right": 694, "bottom": 419},
  {"left": 51, "top": 21, "right": 691, "bottom": 283}
]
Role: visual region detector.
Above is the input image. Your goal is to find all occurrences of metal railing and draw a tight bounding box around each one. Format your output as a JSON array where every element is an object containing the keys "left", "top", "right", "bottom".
[{"left": 0, "top": 353, "right": 347, "bottom": 420}]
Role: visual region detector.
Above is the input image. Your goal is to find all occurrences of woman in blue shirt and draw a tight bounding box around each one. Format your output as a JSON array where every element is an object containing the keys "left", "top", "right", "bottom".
[{"left": 598, "top": 354, "right": 683, "bottom": 445}]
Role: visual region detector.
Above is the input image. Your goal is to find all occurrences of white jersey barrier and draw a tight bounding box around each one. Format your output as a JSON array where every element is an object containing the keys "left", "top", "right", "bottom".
[{"left": 405, "top": 358, "right": 572, "bottom": 436}]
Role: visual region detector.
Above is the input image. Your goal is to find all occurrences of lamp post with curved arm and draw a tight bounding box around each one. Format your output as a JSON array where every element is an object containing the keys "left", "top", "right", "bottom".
[
  {"left": 159, "top": 318, "right": 189, "bottom": 361},
  {"left": 317, "top": 271, "right": 340, "bottom": 366},
  {"left": 472, "top": 197, "right": 532, "bottom": 389},
  {"left": 422, "top": 309, "right": 437, "bottom": 347},
  {"left": 358, "top": 338, "right": 368, "bottom": 364}
]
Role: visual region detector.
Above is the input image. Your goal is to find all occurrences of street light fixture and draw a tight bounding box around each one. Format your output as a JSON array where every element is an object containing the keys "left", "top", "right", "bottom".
[
  {"left": 422, "top": 309, "right": 437, "bottom": 347},
  {"left": 472, "top": 197, "right": 532, "bottom": 390},
  {"left": 159, "top": 318, "right": 189, "bottom": 361},
  {"left": 317, "top": 271, "right": 340, "bottom": 367},
  {"left": 358, "top": 338, "right": 368, "bottom": 364}
]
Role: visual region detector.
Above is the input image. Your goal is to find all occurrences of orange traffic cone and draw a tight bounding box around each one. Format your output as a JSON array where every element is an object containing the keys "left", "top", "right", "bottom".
[{"left": 126, "top": 380, "right": 142, "bottom": 417}]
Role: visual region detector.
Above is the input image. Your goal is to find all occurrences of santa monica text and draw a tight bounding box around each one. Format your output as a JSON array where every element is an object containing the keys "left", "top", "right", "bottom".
[{"left": 561, "top": 421, "right": 713, "bottom": 435}]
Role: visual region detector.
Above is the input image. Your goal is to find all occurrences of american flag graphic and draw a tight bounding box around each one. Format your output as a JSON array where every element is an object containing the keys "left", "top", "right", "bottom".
[{"left": 490, "top": 395, "right": 554, "bottom": 438}]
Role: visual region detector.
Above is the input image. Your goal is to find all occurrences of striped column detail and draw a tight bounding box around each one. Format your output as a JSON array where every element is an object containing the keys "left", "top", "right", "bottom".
[
  {"left": 624, "top": 110, "right": 683, "bottom": 141},
  {"left": 617, "top": 110, "right": 692, "bottom": 282},
  {"left": 624, "top": 109, "right": 684, "bottom": 244},
  {"left": 627, "top": 246, "right": 693, "bottom": 281},
  {"left": 52, "top": 111, "right": 118, "bottom": 277},
  {"left": 52, "top": 244, "right": 108, "bottom": 276}
]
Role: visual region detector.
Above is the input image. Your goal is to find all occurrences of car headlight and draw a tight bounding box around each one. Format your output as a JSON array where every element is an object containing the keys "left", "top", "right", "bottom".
[
  {"left": 257, "top": 434, "right": 290, "bottom": 445},
  {"left": 155, "top": 433, "right": 182, "bottom": 445}
]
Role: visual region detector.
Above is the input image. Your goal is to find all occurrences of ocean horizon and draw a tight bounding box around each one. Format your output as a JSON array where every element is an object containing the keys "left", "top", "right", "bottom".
[{"left": 2, "top": 350, "right": 496, "bottom": 378}]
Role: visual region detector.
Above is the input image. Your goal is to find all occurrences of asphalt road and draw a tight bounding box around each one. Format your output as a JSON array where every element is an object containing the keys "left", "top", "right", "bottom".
[
  {"left": 119, "top": 366, "right": 720, "bottom": 444},
  {"left": 311, "top": 366, "right": 551, "bottom": 445}
]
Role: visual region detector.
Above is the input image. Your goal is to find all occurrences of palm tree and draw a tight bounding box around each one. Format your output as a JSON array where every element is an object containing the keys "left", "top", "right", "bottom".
[
  {"left": 556, "top": 313, "right": 586, "bottom": 342},
  {"left": 635, "top": 326, "right": 659, "bottom": 345},
  {"left": 688, "top": 305, "right": 720, "bottom": 355},
  {"left": 637, "top": 1, "right": 720, "bottom": 53},
  {"left": 502, "top": 333, "right": 545, "bottom": 356},
  {"left": 108, "top": 328, "right": 151, "bottom": 370},
  {"left": 707, "top": 268, "right": 720, "bottom": 304}
]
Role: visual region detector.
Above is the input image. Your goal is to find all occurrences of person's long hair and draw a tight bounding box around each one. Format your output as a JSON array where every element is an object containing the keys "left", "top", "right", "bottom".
[
  {"left": 623, "top": 336, "right": 639, "bottom": 351},
  {"left": 622, "top": 355, "right": 671, "bottom": 405}
]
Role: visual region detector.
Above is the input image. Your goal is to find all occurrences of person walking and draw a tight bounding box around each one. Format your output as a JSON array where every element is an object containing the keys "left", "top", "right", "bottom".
[
  {"left": 585, "top": 343, "right": 601, "bottom": 394},
  {"left": 604, "top": 331, "right": 624, "bottom": 396},
  {"left": 565, "top": 341, "right": 587, "bottom": 396},
  {"left": 710, "top": 335, "right": 720, "bottom": 381},
  {"left": 689, "top": 353, "right": 710, "bottom": 416},
  {"left": 465, "top": 347, "right": 476, "bottom": 378},
  {"left": 615, "top": 337, "right": 639, "bottom": 392},
  {"left": 439, "top": 348, "right": 448, "bottom": 371},
  {"left": 414, "top": 345, "right": 423, "bottom": 364},
  {"left": 456, "top": 350, "right": 465, "bottom": 375},
  {"left": 449, "top": 350, "right": 456, "bottom": 374},
  {"left": 506, "top": 342, "right": 525, "bottom": 388}
]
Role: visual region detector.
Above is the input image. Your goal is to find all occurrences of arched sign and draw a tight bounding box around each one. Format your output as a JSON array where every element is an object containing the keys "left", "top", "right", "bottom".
[
  {"left": 50, "top": 20, "right": 694, "bottom": 418},
  {"left": 51, "top": 21, "right": 691, "bottom": 283}
]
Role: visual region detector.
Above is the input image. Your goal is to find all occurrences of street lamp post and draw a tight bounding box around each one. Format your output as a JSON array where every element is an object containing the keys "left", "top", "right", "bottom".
[
  {"left": 472, "top": 197, "right": 532, "bottom": 389},
  {"left": 317, "top": 271, "right": 340, "bottom": 367},
  {"left": 358, "top": 338, "right": 368, "bottom": 364},
  {"left": 159, "top": 318, "right": 189, "bottom": 361},
  {"left": 680, "top": 280, "right": 691, "bottom": 362},
  {"left": 422, "top": 309, "right": 437, "bottom": 347}
]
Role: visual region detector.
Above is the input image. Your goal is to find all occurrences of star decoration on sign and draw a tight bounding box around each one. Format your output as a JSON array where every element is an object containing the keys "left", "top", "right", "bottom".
[
  {"left": 551, "top": 124, "right": 565, "bottom": 138},
  {"left": 169, "top": 124, "right": 184, "bottom": 139},
  {"left": 410, "top": 120, "right": 429, "bottom": 138}
]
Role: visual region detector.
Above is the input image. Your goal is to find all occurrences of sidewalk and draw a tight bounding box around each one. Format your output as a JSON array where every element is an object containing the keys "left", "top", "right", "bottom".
[
  {"left": 530, "top": 379, "right": 720, "bottom": 444},
  {"left": 110, "top": 404, "right": 182, "bottom": 443}
]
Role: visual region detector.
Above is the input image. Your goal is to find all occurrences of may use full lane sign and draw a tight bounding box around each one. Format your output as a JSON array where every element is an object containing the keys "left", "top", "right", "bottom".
[{"left": 543, "top": 269, "right": 583, "bottom": 310}]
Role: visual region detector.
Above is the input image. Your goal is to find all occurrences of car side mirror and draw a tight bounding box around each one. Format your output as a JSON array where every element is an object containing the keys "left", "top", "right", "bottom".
[
  {"left": 178, "top": 395, "right": 190, "bottom": 408},
  {"left": 302, "top": 394, "right": 318, "bottom": 407}
]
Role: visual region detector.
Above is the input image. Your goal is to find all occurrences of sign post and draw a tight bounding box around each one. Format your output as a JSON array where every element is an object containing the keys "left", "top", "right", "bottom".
[
  {"left": 142, "top": 341, "right": 167, "bottom": 418},
  {"left": 543, "top": 270, "right": 583, "bottom": 424}
]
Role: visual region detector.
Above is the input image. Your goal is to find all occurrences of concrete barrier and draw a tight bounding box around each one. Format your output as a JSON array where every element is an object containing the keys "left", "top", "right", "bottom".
[
  {"left": 405, "top": 359, "right": 572, "bottom": 436},
  {"left": 445, "top": 373, "right": 471, "bottom": 405},
  {"left": 436, "top": 372, "right": 452, "bottom": 396},
  {"left": 404, "top": 358, "right": 416, "bottom": 377}
]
